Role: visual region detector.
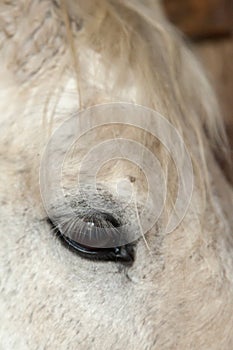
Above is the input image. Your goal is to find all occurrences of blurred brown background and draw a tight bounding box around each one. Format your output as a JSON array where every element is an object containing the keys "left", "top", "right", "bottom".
[{"left": 163, "top": 0, "right": 233, "bottom": 180}]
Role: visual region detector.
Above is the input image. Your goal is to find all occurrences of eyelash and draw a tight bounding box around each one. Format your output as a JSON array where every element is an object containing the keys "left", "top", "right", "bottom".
[{"left": 47, "top": 217, "right": 135, "bottom": 264}]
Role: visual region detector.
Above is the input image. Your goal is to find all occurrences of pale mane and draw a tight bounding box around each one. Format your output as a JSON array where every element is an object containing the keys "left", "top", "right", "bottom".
[{"left": 62, "top": 0, "right": 229, "bottom": 213}]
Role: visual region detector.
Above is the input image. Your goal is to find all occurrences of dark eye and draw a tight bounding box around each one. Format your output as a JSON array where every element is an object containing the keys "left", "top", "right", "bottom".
[{"left": 47, "top": 212, "right": 135, "bottom": 264}]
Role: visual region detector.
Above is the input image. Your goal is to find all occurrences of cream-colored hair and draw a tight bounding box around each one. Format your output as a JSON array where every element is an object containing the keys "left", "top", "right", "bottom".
[{"left": 0, "top": 1, "right": 233, "bottom": 349}]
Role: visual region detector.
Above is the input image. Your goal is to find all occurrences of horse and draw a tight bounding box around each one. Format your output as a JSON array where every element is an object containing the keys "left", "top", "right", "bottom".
[{"left": 0, "top": 1, "right": 232, "bottom": 349}]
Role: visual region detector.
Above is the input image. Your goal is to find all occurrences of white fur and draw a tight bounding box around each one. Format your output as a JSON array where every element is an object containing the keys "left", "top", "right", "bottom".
[{"left": 0, "top": 1, "right": 233, "bottom": 349}]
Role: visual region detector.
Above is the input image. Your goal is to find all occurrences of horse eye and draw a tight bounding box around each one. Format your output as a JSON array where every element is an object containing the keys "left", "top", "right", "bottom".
[{"left": 47, "top": 215, "right": 135, "bottom": 264}]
